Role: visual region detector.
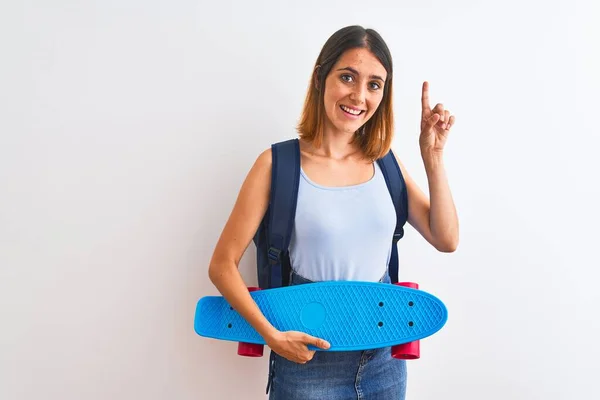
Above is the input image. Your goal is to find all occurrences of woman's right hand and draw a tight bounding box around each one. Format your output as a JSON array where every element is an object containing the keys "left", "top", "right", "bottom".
[{"left": 266, "top": 330, "right": 331, "bottom": 364}]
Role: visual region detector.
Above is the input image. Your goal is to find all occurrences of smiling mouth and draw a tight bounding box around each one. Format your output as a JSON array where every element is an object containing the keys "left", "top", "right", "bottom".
[{"left": 340, "top": 105, "right": 364, "bottom": 116}]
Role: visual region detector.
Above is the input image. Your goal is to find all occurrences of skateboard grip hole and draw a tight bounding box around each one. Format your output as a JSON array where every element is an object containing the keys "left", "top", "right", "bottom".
[
  {"left": 378, "top": 321, "right": 384, "bottom": 327},
  {"left": 408, "top": 321, "right": 414, "bottom": 327},
  {"left": 408, "top": 301, "right": 414, "bottom": 307},
  {"left": 379, "top": 302, "right": 384, "bottom": 307},
  {"left": 227, "top": 323, "right": 232, "bottom": 328}
]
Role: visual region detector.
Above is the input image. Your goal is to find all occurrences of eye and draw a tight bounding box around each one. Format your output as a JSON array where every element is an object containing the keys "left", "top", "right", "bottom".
[
  {"left": 341, "top": 74, "right": 354, "bottom": 83},
  {"left": 370, "top": 82, "right": 382, "bottom": 90}
]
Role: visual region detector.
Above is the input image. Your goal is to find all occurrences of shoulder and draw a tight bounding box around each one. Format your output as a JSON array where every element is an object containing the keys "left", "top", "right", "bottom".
[
  {"left": 253, "top": 138, "right": 302, "bottom": 176},
  {"left": 245, "top": 148, "right": 272, "bottom": 190},
  {"left": 255, "top": 147, "right": 272, "bottom": 169}
]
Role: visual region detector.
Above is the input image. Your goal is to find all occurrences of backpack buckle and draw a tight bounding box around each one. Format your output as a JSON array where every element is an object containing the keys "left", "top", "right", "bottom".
[
  {"left": 393, "top": 232, "right": 403, "bottom": 243},
  {"left": 268, "top": 247, "right": 282, "bottom": 264}
]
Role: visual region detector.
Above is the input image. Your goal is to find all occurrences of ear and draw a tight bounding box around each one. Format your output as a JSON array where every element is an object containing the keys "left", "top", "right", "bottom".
[{"left": 313, "top": 65, "right": 321, "bottom": 91}]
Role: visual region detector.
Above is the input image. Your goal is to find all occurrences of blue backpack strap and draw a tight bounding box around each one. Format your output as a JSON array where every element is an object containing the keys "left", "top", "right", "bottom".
[
  {"left": 266, "top": 138, "right": 301, "bottom": 288},
  {"left": 377, "top": 149, "right": 409, "bottom": 283}
]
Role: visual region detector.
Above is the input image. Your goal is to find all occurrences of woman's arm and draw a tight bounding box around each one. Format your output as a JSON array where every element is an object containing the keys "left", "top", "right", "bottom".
[
  {"left": 397, "top": 80, "right": 459, "bottom": 252},
  {"left": 207, "top": 148, "right": 330, "bottom": 363},
  {"left": 208, "top": 149, "right": 278, "bottom": 340},
  {"left": 394, "top": 152, "right": 459, "bottom": 252}
]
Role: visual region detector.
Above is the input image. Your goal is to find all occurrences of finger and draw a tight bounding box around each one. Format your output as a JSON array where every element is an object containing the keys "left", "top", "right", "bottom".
[
  {"left": 444, "top": 110, "right": 450, "bottom": 128},
  {"left": 432, "top": 103, "right": 445, "bottom": 121},
  {"left": 305, "top": 335, "right": 330, "bottom": 350},
  {"left": 314, "top": 337, "right": 330, "bottom": 350},
  {"left": 295, "top": 349, "right": 308, "bottom": 364},
  {"left": 447, "top": 115, "right": 456, "bottom": 130},
  {"left": 297, "top": 350, "right": 315, "bottom": 364},
  {"left": 425, "top": 113, "right": 441, "bottom": 130},
  {"left": 421, "top": 81, "right": 431, "bottom": 112},
  {"left": 432, "top": 113, "right": 441, "bottom": 124}
]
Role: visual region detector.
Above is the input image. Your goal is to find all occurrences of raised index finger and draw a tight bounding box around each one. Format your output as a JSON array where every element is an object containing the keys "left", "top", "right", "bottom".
[{"left": 421, "top": 81, "right": 431, "bottom": 112}]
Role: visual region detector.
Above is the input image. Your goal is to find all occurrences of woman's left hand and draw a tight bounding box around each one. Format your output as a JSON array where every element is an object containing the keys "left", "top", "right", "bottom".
[{"left": 419, "top": 81, "right": 455, "bottom": 156}]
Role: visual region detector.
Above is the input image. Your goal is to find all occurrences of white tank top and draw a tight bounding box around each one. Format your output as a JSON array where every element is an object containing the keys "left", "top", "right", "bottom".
[{"left": 288, "top": 162, "right": 397, "bottom": 282}]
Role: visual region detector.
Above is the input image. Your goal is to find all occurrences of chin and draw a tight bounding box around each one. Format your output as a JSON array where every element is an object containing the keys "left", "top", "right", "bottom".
[
  {"left": 335, "top": 124, "right": 360, "bottom": 135},
  {"left": 340, "top": 120, "right": 367, "bottom": 134}
]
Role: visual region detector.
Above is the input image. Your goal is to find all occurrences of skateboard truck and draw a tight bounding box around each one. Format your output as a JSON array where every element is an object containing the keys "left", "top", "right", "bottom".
[
  {"left": 237, "top": 287, "right": 265, "bottom": 357},
  {"left": 391, "top": 282, "right": 420, "bottom": 360}
]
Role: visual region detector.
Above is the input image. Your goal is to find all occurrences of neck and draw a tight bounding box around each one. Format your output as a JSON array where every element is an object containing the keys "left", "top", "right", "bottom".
[{"left": 315, "top": 124, "right": 362, "bottom": 161}]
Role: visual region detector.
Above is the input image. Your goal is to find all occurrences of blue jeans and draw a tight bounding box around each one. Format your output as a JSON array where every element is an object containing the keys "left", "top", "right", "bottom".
[{"left": 267, "top": 270, "right": 407, "bottom": 400}]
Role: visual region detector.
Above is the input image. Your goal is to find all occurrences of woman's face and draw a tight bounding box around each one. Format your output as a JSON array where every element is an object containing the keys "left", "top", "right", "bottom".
[{"left": 321, "top": 48, "right": 388, "bottom": 136}]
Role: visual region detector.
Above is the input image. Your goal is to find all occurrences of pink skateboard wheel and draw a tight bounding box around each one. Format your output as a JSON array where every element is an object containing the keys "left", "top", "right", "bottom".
[
  {"left": 397, "top": 282, "right": 419, "bottom": 290},
  {"left": 237, "top": 287, "right": 264, "bottom": 357},
  {"left": 391, "top": 339, "right": 420, "bottom": 360},
  {"left": 391, "top": 282, "right": 420, "bottom": 360}
]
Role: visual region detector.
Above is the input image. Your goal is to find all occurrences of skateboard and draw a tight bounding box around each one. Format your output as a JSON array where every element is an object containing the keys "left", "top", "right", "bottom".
[{"left": 194, "top": 281, "right": 447, "bottom": 359}]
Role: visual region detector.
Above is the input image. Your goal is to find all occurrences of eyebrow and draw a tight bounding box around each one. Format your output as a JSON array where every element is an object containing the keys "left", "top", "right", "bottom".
[{"left": 336, "top": 67, "right": 385, "bottom": 82}]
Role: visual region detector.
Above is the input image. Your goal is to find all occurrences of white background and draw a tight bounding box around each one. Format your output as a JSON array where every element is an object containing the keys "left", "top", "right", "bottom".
[{"left": 1, "top": 1, "right": 598, "bottom": 399}]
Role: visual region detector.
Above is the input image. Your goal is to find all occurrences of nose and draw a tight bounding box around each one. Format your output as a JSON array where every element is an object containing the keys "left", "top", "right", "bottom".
[{"left": 350, "top": 85, "right": 366, "bottom": 105}]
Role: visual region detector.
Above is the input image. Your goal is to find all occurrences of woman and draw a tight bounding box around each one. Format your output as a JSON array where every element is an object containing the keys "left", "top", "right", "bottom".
[{"left": 208, "top": 25, "right": 459, "bottom": 399}]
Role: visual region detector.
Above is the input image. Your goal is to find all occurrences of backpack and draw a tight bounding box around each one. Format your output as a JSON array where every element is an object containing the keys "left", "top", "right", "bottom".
[{"left": 253, "top": 138, "right": 408, "bottom": 289}]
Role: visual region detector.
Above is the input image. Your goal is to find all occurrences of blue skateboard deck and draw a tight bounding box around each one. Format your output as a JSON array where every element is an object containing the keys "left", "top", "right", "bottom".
[{"left": 194, "top": 281, "right": 447, "bottom": 351}]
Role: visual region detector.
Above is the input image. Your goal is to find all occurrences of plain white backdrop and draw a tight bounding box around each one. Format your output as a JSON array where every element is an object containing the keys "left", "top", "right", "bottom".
[{"left": 1, "top": 1, "right": 599, "bottom": 399}]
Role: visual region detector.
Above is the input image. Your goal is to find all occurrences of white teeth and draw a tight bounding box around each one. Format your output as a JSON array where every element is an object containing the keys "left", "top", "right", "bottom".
[{"left": 341, "top": 105, "right": 362, "bottom": 115}]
